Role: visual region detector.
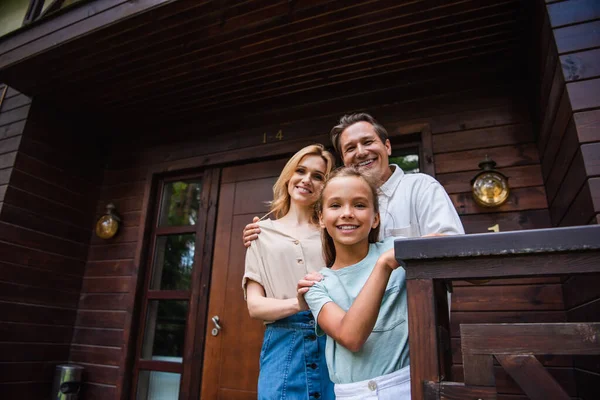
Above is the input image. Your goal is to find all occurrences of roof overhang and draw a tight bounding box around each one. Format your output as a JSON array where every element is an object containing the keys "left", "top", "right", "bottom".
[{"left": 0, "top": 0, "right": 533, "bottom": 125}]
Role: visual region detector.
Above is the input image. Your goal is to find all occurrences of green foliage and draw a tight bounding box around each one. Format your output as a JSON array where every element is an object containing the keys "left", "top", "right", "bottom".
[{"left": 389, "top": 154, "right": 419, "bottom": 174}]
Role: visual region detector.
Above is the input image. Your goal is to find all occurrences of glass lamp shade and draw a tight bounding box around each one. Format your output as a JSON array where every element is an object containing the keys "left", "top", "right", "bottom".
[
  {"left": 472, "top": 171, "right": 510, "bottom": 207},
  {"left": 471, "top": 157, "right": 510, "bottom": 208},
  {"left": 96, "top": 203, "right": 120, "bottom": 239}
]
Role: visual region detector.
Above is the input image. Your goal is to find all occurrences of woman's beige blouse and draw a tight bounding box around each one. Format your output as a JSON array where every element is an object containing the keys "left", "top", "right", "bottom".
[{"left": 242, "top": 219, "right": 325, "bottom": 303}]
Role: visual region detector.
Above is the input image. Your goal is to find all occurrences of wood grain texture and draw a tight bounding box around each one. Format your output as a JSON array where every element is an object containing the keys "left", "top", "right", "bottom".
[
  {"left": 559, "top": 177, "right": 600, "bottom": 226},
  {"left": 450, "top": 186, "right": 548, "bottom": 215},
  {"left": 402, "top": 250, "right": 600, "bottom": 280},
  {"left": 407, "top": 279, "right": 440, "bottom": 400},
  {"left": 538, "top": 61, "right": 564, "bottom": 156},
  {"left": 452, "top": 284, "right": 564, "bottom": 312},
  {"left": 574, "top": 109, "right": 600, "bottom": 143},
  {"left": 459, "top": 210, "right": 551, "bottom": 234},
  {"left": 424, "top": 381, "right": 498, "bottom": 400},
  {"left": 495, "top": 355, "right": 570, "bottom": 400},
  {"left": 544, "top": 119, "right": 579, "bottom": 204},
  {"left": 437, "top": 165, "right": 543, "bottom": 194},
  {"left": 434, "top": 144, "right": 540, "bottom": 174},
  {"left": 547, "top": 0, "right": 600, "bottom": 27},
  {"left": 561, "top": 48, "right": 600, "bottom": 82},
  {"left": 450, "top": 311, "right": 567, "bottom": 338},
  {"left": 554, "top": 20, "right": 600, "bottom": 54},
  {"left": 563, "top": 274, "right": 600, "bottom": 310},
  {"left": 567, "top": 78, "right": 600, "bottom": 111},
  {"left": 461, "top": 323, "right": 600, "bottom": 355}
]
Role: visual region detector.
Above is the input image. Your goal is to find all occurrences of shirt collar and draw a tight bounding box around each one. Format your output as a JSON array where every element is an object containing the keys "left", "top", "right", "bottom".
[{"left": 379, "top": 164, "right": 404, "bottom": 197}]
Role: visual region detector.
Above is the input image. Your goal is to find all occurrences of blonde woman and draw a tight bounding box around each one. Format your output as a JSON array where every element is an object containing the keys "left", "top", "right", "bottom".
[{"left": 243, "top": 144, "right": 336, "bottom": 400}]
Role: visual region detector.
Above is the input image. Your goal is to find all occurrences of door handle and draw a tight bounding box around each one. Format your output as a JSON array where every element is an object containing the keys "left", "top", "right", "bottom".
[{"left": 211, "top": 316, "right": 222, "bottom": 336}]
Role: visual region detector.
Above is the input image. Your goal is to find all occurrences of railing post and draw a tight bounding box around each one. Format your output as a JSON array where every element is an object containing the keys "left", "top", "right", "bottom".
[{"left": 407, "top": 279, "right": 450, "bottom": 400}]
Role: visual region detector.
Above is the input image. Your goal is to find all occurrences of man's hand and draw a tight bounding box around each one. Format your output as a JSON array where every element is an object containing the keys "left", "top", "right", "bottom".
[
  {"left": 243, "top": 216, "right": 261, "bottom": 247},
  {"left": 296, "top": 272, "right": 324, "bottom": 311},
  {"left": 421, "top": 233, "right": 446, "bottom": 237}
]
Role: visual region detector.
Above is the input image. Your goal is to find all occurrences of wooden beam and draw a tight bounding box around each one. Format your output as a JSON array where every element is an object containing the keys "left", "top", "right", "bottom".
[
  {"left": 407, "top": 279, "right": 440, "bottom": 400},
  {"left": 423, "top": 381, "right": 497, "bottom": 400},
  {"left": 462, "top": 354, "right": 495, "bottom": 386},
  {"left": 495, "top": 354, "right": 570, "bottom": 400},
  {"left": 461, "top": 323, "right": 600, "bottom": 355}
]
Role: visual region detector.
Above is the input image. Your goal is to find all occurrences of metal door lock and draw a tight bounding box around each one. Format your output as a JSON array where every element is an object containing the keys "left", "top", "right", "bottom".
[{"left": 211, "top": 316, "right": 222, "bottom": 336}]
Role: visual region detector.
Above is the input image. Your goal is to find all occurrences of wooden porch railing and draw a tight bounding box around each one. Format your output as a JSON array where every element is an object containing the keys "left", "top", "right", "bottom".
[{"left": 395, "top": 225, "right": 600, "bottom": 400}]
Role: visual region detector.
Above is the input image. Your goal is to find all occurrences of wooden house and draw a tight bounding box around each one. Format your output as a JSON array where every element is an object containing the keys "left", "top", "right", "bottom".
[{"left": 0, "top": 0, "right": 598, "bottom": 399}]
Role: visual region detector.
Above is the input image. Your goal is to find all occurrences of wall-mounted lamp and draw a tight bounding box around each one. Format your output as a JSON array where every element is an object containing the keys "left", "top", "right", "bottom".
[
  {"left": 471, "top": 156, "right": 510, "bottom": 208},
  {"left": 95, "top": 203, "right": 120, "bottom": 239}
]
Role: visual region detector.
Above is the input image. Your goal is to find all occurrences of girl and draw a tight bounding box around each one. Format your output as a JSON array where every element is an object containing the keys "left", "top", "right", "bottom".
[
  {"left": 242, "top": 144, "right": 336, "bottom": 400},
  {"left": 303, "top": 166, "right": 410, "bottom": 399}
]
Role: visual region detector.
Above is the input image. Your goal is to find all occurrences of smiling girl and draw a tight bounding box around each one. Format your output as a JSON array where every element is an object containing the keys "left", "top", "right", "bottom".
[
  {"left": 303, "top": 166, "right": 410, "bottom": 399},
  {"left": 243, "top": 144, "right": 336, "bottom": 400}
]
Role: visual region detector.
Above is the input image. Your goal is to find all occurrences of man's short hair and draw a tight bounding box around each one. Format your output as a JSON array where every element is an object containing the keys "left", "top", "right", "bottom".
[{"left": 330, "top": 113, "right": 389, "bottom": 155}]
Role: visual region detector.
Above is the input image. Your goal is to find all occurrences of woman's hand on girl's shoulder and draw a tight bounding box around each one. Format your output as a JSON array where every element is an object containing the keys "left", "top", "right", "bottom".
[{"left": 377, "top": 248, "right": 400, "bottom": 271}]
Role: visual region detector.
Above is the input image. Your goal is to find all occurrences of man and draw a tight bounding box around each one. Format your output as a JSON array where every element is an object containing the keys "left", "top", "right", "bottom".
[{"left": 243, "top": 112, "right": 464, "bottom": 245}]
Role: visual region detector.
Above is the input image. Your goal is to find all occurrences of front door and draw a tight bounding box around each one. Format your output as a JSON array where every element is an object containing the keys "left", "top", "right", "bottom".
[{"left": 200, "top": 158, "right": 288, "bottom": 399}]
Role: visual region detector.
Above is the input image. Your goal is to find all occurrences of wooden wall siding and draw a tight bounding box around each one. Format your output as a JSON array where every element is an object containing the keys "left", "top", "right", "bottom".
[
  {"left": 72, "top": 76, "right": 557, "bottom": 398},
  {"left": 0, "top": 95, "right": 104, "bottom": 398},
  {"left": 536, "top": 0, "right": 600, "bottom": 228},
  {"left": 539, "top": 1, "right": 600, "bottom": 398}
]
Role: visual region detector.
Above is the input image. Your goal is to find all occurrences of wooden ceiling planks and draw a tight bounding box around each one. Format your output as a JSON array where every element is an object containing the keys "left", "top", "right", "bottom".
[
  {"left": 0, "top": 0, "right": 531, "bottom": 124},
  {"left": 97, "top": 1, "right": 520, "bottom": 111}
]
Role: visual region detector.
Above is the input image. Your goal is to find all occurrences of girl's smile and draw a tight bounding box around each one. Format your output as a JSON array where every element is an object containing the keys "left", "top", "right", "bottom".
[{"left": 320, "top": 176, "right": 379, "bottom": 247}]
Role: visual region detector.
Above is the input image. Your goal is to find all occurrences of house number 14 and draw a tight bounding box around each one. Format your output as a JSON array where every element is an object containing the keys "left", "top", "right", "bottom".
[{"left": 263, "top": 130, "right": 284, "bottom": 143}]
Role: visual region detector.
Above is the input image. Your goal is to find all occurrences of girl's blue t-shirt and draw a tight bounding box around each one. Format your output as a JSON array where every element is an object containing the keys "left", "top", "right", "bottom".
[{"left": 304, "top": 237, "right": 410, "bottom": 384}]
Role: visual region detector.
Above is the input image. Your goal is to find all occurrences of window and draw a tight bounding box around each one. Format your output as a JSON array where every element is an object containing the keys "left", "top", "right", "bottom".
[
  {"left": 132, "top": 175, "right": 214, "bottom": 399},
  {"left": 387, "top": 124, "right": 435, "bottom": 177},
  {"left": 389, "top": 147, "right": 420, "bottom": 174}
]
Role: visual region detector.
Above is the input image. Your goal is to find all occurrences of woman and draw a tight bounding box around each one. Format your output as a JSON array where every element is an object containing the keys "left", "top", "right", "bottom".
[{"left": 242, "top": 144, "right": 336, "bottom": 400}]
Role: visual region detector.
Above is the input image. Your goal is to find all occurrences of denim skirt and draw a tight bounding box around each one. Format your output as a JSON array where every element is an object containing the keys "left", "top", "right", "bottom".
[{"left": 258, "top": 311, "right": 335, "bottom": 400}]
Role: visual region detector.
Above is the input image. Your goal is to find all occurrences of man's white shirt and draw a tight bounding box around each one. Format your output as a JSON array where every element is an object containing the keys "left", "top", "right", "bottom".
[{"left": 378, "top": 164, "right": 465, "bottom": 240}]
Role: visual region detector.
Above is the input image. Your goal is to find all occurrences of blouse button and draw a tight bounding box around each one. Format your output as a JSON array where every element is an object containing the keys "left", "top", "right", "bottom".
[
  {"left": 368, "top": 381, "right": 377, "bottom": 391},
  {"left": 297, "top": 259, "right": 304, "bottom": 264},
  {"left": 293, "top": 240, "right": 300, "bottom": 245}
]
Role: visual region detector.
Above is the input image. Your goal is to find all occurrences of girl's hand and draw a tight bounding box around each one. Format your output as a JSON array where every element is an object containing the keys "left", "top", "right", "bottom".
[
  {"left": 296, "top": 272, "right": 324, "bottom": 311},
  {"left": 377, "top": 248, "right": 400, "bottom": 271}
]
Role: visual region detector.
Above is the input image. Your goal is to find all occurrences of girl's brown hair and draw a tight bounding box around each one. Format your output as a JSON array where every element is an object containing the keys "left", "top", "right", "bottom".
[
  {"left": 316, "top": 166, "right": 381, "bottom": 267},
  {"left": 270, "top": 144, "right": 336, "bottom": 220}
]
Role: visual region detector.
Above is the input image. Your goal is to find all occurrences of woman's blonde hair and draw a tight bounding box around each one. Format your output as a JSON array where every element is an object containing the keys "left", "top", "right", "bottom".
[
  {"left": 316, "top": 166, "right": 381, "bottom": 267},
  {"left": 270, "top": 144, "right": 336, "bottom": 220}
]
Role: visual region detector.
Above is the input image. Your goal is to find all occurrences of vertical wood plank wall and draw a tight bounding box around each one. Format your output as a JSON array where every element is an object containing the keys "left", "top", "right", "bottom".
[
  {"left": 72, "top": 79, "right": 560, "bottom": 399},
  {"left": 0, "top": 91, "right": 103, "bottom": 398},
  {"left": 535, "top": 1, "right": 600, "bottom": 398}
]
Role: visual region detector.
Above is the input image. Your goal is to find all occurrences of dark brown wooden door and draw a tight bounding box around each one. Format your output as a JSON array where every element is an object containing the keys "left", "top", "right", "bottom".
[{"left": 200, "top": 158, "right": 288, "bottom": 399}]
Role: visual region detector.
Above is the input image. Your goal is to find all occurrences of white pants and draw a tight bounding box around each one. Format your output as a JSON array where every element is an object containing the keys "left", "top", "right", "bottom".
[{"left": 333, "top": 365, "right": 411, "bottom": 399}]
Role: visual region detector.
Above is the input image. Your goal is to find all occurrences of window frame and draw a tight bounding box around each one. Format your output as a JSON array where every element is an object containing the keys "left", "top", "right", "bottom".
[
  {"left": 387, "top": 122, "right": 435, "bottom": 177},
  {"left": 130, "top": 169, "right": 220, "bottom": 400}
]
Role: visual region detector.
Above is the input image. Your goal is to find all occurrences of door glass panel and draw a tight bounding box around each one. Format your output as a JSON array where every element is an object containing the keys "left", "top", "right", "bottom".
[
  {"left": 141, "top": 300, "right": 188, "bottom": 362},
  {"left": 150, "top": 234, "right": 195, "bottom": 290},
  {"left": 158, "top": 181, "right": 202, "bottom": 227},
  {"left": 137, "top": 370, "right": 181, "bottom": 400}
]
